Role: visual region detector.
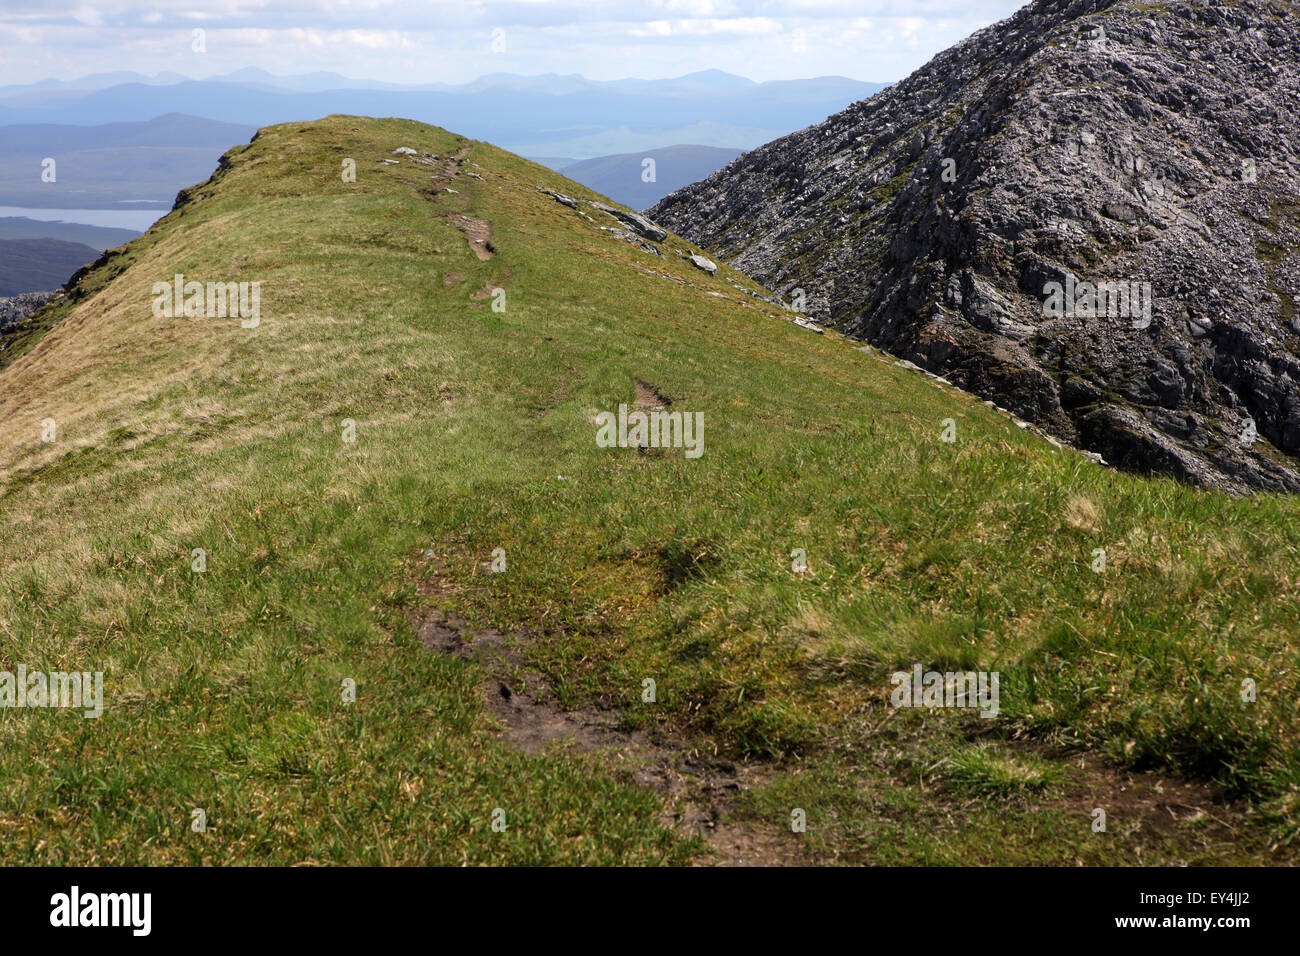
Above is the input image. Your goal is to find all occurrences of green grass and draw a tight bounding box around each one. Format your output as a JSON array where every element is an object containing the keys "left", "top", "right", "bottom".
[
  {"left": 1, "top": 115, "right": 1298, "bottom": 865},
  {"left": 939, "top": 743, "right": 1063, "bottom": 798}
]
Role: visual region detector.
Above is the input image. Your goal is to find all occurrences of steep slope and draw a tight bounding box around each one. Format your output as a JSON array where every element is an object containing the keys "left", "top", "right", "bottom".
[
  {"left": 3, "top": 116, "right": 1300, "bottom": 865},
  {"left": 651, "top": 0, "right": 1300, "bottom": 494}
]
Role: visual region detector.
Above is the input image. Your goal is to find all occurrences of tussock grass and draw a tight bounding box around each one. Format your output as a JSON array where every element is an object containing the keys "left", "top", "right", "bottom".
[{"left": 940, "top": 744, "right": 1063, "bottom": 798}]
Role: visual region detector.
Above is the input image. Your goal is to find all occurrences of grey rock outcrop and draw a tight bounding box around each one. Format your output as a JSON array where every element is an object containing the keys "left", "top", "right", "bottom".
[
  {"left": 651, "top": 0, "right": 1300, "bottom": 494},
  {"left": 538, "top": 187, "right": 579, "bottom": 209},
  {"left": 601, "top": 227, "right": 664, "bottom": 257},
  {"left": 591, "top": 202, "right": 668, "bottom": 242},
  {"left": 0, "top": 291, "right": 53, "bottom": 337}
]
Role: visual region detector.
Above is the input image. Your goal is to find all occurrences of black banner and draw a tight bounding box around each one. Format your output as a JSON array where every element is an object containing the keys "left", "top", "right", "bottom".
[{"left": 1, "top": 865, "right": 1282, "bottom": 942}]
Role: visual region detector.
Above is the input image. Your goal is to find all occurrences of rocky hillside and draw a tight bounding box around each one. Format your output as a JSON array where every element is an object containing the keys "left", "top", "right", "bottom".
[
  {"left": 651, "top": 0, "right": 1300, "bottom": 493},
  {"left": 0, "top": 290, "right": 52, "bottom": 337}
]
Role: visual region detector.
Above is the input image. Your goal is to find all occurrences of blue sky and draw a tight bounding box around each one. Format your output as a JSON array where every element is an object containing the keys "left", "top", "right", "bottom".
[{"left": 0, "top": 1, "right": 1028, "bottom": 86}]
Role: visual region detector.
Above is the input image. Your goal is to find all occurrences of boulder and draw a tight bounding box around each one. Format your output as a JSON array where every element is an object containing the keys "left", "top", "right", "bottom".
[
  {"left": 688, "top": 254, "right": 717, "bottom": 275},
  {"left": 591, "top": 202, "right": 668, "bottom": 242}
]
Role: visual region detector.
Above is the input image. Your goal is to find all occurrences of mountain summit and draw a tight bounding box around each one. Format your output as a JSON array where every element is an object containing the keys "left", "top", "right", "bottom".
[{"left": 651, "top": 0, "right": 1300, "bottom": 493}]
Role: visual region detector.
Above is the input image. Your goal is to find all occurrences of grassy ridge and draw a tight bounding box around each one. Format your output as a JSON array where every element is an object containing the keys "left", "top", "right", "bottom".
[{"left": 1, "top": 116, "right": 1297, "bottom": 864}]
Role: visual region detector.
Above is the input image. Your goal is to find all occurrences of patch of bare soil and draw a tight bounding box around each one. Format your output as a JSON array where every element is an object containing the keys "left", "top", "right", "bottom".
[
  {"left": 417, "top": 608, "right": 807, "bottom": 866},
  {"left": 982, "top": 731, "right": 1255, "bottom": 856},
  {"left": 448, "top": 215, "right": 494, "bottom": 261},
  {"left": 1049, "top": 750, "right": 1242, "bottom": 843},
  {"left": 634, "top": 379, "right": 670, "bottom": 409},
  {"left": 629, "top": 379, "right": 674, "bottom": 460},
  {"left": 443, "top": 273, "right": 462, "bottom": 286}
]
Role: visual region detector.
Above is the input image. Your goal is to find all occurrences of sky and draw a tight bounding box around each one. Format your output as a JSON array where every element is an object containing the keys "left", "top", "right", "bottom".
[{"left": 0, "top": 1, "right": 1029, "bottom": 87}]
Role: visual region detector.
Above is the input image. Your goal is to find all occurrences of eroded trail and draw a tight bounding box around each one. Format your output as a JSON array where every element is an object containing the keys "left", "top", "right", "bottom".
[
  {"left": 448, "top": 215, "right": 493, "bottom": 261},
  {"left": 405, "top": 142, "right": 494, "bottom": 261},
  {"left": 429, "top": 143, "right": 472, "bottom": 189},
  {"left": 418, "top": 609, "right": 807, "bottom": 866}
]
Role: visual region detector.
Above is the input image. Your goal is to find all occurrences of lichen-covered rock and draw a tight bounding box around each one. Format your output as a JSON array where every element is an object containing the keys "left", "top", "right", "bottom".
[{"left": 651, "top": 0, "right": 1300, "bottom": 494}]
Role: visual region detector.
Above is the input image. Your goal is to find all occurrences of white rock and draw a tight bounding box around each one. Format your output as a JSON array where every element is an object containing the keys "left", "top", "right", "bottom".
[{"left": 689, "top": 254, "right": 717, "bottom": 275}]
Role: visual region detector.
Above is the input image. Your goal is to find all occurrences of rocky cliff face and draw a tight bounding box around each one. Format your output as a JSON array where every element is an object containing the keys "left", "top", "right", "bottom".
[
  {"left": 0, "top": 291, "right": 53, "bottom": 338},
  {"left": 650, "top": 0, "right": 1300, "bottom": 493}
]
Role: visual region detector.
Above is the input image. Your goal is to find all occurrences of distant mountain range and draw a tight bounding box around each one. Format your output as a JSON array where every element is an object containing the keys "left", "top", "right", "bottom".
[
  {"left": 0, "top": 214, "right": 139, "bottom": 248},
  {"left": 0, "top": 217, "right": 139, "bottom": 249},
  {"left": 0, "top": 237, "right": 101, "bottom": 296},
  {"left": 0, "top": 67, "right": 856, "bottom": 99},
  {"left": 0, "top": 69, "right": 885, "bottom": 292},
  {"left": 0, "top": 114, "right": 255, "bottom": 208},
  {"left": 0, "top": 70, "right": 887, "bottom": 160},
  {"left": 559, "top": 145, "right": 744, "bottom": 210}
]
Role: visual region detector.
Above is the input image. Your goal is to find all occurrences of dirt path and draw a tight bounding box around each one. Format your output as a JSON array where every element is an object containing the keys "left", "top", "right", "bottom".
[
  {"left": 429, "top": 143, "right": 472, "bottom": 190},
  {"left": 417, "top": 608, "right": 807, "bottom": 865},
  {"left": 411, "top": 142, "right": 494, "bottom": 262},
  {"left": 448, "top": 215, "right": 494, "bottom": 260}
]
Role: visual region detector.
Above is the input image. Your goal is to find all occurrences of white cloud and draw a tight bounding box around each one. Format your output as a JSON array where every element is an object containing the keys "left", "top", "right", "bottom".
[
  {"left": 630, "top": 20, "right": 675, "bottom": 38},
  {"left": 71, "top": 6, "right": 103, "bottom": 27},
  {"left": 0, "top": 0, "right": 1028, "bottom": 85}
]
